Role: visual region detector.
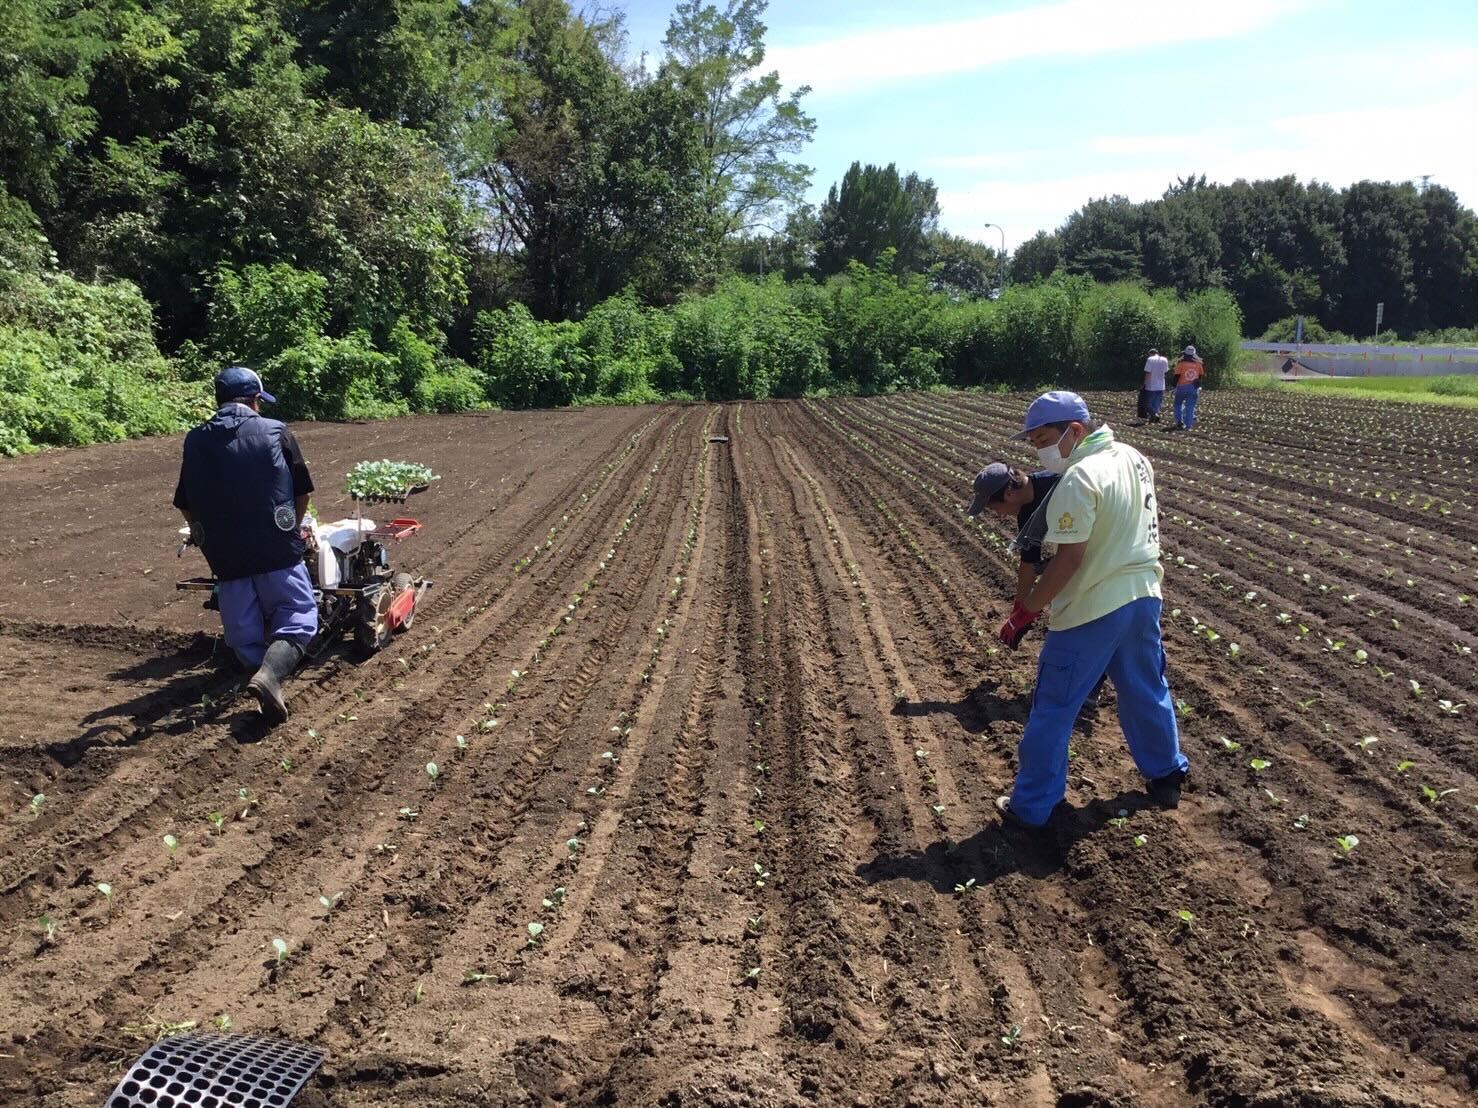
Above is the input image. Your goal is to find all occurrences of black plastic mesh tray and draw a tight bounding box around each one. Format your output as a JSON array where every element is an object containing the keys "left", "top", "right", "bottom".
[{"left": 104, "top": 1031, "right": 324, "bottom": 1108}]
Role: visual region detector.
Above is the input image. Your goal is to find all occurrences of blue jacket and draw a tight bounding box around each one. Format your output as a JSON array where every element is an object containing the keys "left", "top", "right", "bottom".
[{"left": 176, "top": 406, "right": 305, "bottom": 581}]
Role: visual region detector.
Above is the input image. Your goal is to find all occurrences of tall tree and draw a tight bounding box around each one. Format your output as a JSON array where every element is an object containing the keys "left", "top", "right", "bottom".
[
  {"left": 477, "top": 0, "right": 706, "bottom": 319},
  {"left": 815, "top": 162, "right": 939, "bottom": 276},
  {"left": 661, "top": 0, "right": 814, "bottom": 252},
  {"left": 1010, "top": 230, "right": 1062, "bottom": 283}
]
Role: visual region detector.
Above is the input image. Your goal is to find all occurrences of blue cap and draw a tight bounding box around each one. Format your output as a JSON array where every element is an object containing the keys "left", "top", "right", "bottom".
[
  {"left": 214, "top": 365, "right": 276, "bottom": 406},
  {"left": 1012, "top": 390, "right": 1089, "bottom": 440}
]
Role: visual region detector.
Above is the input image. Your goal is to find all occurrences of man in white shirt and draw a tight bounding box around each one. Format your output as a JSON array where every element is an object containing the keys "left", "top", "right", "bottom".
[
  {"left": 994, "top": 390, "right": 1188, "bottom": 829},
  {"left": 1139, "top": 348, "right": 1170, "bottom": 423}
]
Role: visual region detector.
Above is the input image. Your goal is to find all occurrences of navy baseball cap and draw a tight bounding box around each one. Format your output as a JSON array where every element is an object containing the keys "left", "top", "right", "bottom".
[
  {"left": 214, "top": 365, "right": 276, "bottom": 405},
  {"left": 966, "top": 463, "right": 1014, "bottom": 516},
  {"left": 1011, "top": 390, "right": 1090, "bottom": 440}
]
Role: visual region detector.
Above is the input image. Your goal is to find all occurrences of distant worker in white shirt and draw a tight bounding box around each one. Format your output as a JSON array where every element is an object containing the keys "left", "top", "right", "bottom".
[
  {"left": 1138, "top": 348, "right": 1170, "bottom": 423},
  {"left": 994, "top": 390, "right": 1189, "bottom": 830}
]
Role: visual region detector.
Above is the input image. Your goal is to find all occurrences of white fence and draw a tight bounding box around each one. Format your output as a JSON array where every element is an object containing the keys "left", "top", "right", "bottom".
[{"left": 1240, "top": 342, "right": 1478, "bottom": 377}]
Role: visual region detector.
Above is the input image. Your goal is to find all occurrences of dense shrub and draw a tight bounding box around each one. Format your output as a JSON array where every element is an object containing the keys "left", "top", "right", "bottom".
[{"left": 0, "top": 268, "right": 202, "bottom": 454}]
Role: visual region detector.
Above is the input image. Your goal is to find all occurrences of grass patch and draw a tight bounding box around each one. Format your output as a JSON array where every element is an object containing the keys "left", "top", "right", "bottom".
[{"left": 1234, "top": 373, "right": 1478, "bottom": 407}]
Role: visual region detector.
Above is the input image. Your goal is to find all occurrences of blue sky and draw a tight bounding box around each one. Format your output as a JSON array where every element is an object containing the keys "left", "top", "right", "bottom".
[{"left": 616, "top": 0, "right": 1478, "bottom": 250}]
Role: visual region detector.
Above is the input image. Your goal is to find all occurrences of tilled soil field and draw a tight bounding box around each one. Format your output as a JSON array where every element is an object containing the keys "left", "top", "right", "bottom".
[{"left": 2, "top": 393, "right": 1475, "bottom": 1108}]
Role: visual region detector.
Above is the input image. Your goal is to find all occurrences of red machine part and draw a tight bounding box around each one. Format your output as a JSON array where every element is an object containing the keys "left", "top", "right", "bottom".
[{"left": 387, "top": 580, "right": 419, "bottom": 631}]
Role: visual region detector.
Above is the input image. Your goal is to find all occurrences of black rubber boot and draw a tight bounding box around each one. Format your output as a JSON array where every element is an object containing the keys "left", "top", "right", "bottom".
[{"left": 247, "top": 640, "right": 303, "bottom": 726}]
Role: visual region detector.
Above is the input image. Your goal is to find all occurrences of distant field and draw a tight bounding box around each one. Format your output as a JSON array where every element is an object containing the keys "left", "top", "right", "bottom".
[{"left": 1239, "top": 372, "right": 1478, "bottom": 406}]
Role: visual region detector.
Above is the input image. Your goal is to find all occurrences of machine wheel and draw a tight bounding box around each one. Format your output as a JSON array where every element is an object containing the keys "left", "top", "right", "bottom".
[
  {"left": 392, "top": 572, "right": 416, "bottom": 632},
  {"left": 355, "top": 585, "right": 394, "bottom": 654}
]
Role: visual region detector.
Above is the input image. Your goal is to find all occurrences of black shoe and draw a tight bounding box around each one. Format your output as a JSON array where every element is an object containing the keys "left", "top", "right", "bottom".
[
  {"left": 247, "top": 640, "right": 303, "bottom": 726},
  {"left": 1147, "top": 770, "right": 1187, "bottom": 810},
  {"left": 995, "top": 795, "right": 1048, "bottom": 832}
]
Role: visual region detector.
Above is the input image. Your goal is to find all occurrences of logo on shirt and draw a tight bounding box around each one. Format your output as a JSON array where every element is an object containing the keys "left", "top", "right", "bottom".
[
  {"left": 273, "top": 504, "right": 297, "bottom": 532},
  {"left": 1057, "top": 512, "right": 1075, "bottom": 531}
]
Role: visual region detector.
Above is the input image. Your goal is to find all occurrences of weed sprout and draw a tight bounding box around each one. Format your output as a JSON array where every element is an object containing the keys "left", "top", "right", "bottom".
[
  {"left": 30, "top": 793, "right": 44, "bottom": 816},
  {"left": 271, "top": 937, "right": 289, "bottom": 964}
]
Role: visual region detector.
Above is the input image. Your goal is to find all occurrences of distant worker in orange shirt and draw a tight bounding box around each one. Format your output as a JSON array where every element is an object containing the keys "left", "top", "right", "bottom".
[{"left": 1171, "top": 345, "right": 1204, "bottom": 431}]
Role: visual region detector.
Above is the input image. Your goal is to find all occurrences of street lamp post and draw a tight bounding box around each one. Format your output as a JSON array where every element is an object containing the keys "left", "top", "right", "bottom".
[{"left": 983, "top": 222, "right": 1006, "bottom": 298}]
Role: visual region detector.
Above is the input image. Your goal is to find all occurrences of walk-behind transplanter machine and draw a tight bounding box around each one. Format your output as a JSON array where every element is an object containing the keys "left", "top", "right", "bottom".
[{"left": 177, "top": 460, "right": 436, "bottom": 658}]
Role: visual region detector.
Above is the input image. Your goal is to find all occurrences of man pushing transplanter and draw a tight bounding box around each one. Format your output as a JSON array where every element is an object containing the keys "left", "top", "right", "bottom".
[{"left": 992, "top": 390, "right": 1188, "bottom": 830}]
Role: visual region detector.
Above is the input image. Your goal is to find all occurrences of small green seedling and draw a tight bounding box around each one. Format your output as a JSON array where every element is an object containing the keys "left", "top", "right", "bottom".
[
  {"left": 237, "top": 788, "right": 257, "bottom": 818},
  {"left": 1335, "top": 835, "right": 1359, "bottom": 854},
  {"left": 162, "top": 833, "right": 179, "bottom": 857},
  {"left": 307, "top": 728, "right": 318, "bottom": 741},
  {"left": 1437, "top": 700, "right": 1465, "bottom": 716},
  {"left": 1396, "top": 760, "right": 1415, "bottom": 774},
  {"left": 1108, "top": 816, "right": 1128, "bottom": 829},
  {"left": 425, "top": 762, "right": 440, "bottom": 783},
  {"left": 753, "top": 819, "right": 765, "bottom": 833},
  {"left": 455, "top": 735, "right": 468, "bottom": 755},
  {"left": 271, "top": 937, "right": 289, "bottom": 964},
  {"left": 39, "top": 913, "right": 57, "bottom": 943},
  {"left": 1175, "top": 909, "right": 1195, "bottom": 928},
  {"left": 931, "top": 804, "right": 946, "bottom": 815},
  {"left": 565, "top": 837, "right": 581, "bottom": 856},
  {"left": 1133, "top": 834, "right": 1148, "bottom": 847},
  {"left": 397, "top": 807, "right": 419, "bottom": 821},
  {"left": 1000, "top": 1024, "right": 1022, "bottom": 1049},
  {"left": 97, "top": 882, "right": 113, "bottom": 908},
  {"left": 213, "top": 1014, "right": 232, "bottom": 1032},
  {"left": 753, "top": 862, "right": 770, "bottom": 888},
  {"left": 1218, "top": 737, "right": 1241, "bottom": 752},
  {"left": 1408, "top": 679, "right": 1423, "bottom": 697},
  {"left": 208, "top": 811, "right": 226, "bottom": 834},
  {"left": 318, "top": 892, "right": 343, "bottom": 914},
  {"left": 1355, "top": 737, "right": 1378, "bottom": 751},
  {"left": 464, "top": 970, "right": 491, "bottom": 983},
  {"left": 1293, "top": 814, "right": 1310, "bottom": 830},
  {"left": 280, "top": 757, "right": 294, "bottom": 772},
  {"left": 953, "top": 878, "right": 977, "bottom": 895},
  {"left": 413, "top": 982, "right": 425, "bottom": 1004},
  {"left": 746, "top": 915, "right": 764, "bottom": 934},
  {"left": 30, "top": 793, "right": 45, "bottom": 816},
  {"left": 1249, "top": 758, "right": 1271, "bottom": 771},
  {"left": 526, "top": 921, "right": 545, "bottom": 947}
]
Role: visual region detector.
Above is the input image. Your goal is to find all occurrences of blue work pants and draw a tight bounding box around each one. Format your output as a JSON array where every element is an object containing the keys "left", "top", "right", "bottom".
[
  {"left": 1143, "top": 388, "right": 1164, "bottom": 417},
  {"left": 1009, "top": 597, "right": 1188, "bottom": 826},
  {"left": 1174, "top": 385, "right": 1199, "bottom": 429},
  {"left": 218, "top": 563, "right": 318, "bottom": 669}
]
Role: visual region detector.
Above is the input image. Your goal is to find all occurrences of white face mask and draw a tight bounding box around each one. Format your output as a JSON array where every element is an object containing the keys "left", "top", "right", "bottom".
[{"left": 1036, "top": 429, "right": 1075, "bottom": 473}]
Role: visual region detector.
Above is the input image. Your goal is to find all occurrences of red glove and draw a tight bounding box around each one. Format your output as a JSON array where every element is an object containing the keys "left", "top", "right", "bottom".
[{"left": 998, "top": 602, "right": 1040, "bottom": 650}]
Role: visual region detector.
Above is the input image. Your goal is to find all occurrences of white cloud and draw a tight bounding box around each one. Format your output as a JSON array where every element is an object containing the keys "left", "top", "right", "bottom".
[
  {"left": 935, "top": 82, "right": 1478, "bottom": 248},
  {"left": 928, "top": 151, "right": 1039, "bottom": 171},
  {"left": 768, "top": 0, "right": 1306, "bottom": 96}
]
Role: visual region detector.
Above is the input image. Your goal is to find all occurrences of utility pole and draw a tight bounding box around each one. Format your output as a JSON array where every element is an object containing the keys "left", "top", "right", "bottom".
[{"left": 983, "top": 222, "right": 1006, "bottom": 297}]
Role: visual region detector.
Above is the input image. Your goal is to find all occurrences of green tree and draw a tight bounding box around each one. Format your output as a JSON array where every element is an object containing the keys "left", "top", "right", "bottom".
[
  {"left": 1060, "top": 196, "right": 1142, "bottom": 282},
  {"left": 1009, "top": 230, "right": 1062, "bottom": 283},
  {"left": 815, "top": 162, "right": 939, "bottom": 277},
  {"left": 661, "top": 0, "right": 814, "bottom": 253},
  {"left": 479, "top": 0, "right": 707, "bottom": 319},
  {"left": 925, "top": 232, "right": 1002, "bottom": 300}
]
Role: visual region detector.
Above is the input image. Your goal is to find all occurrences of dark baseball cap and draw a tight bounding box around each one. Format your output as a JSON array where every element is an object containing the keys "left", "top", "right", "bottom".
[
  {"left": 214, "top": 365, "right": 276, "bottom": 405},
  {"left": 966, "top": 462, "right": 1013, "bottom": 516}
]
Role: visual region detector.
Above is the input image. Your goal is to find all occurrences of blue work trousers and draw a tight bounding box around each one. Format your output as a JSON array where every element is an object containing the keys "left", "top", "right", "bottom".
[
  {"left": 1174, "top": 385, "right": 1200, "bottom": 429},
  {"left": 1010, "top": 597, "right": 1188, "bottom": 826},
  {"left": 218, "top": 563, "right": 319, "bottom": 669},
  {"left": 1143, "top": 388, "right": 1164, "bottom": 417}
]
